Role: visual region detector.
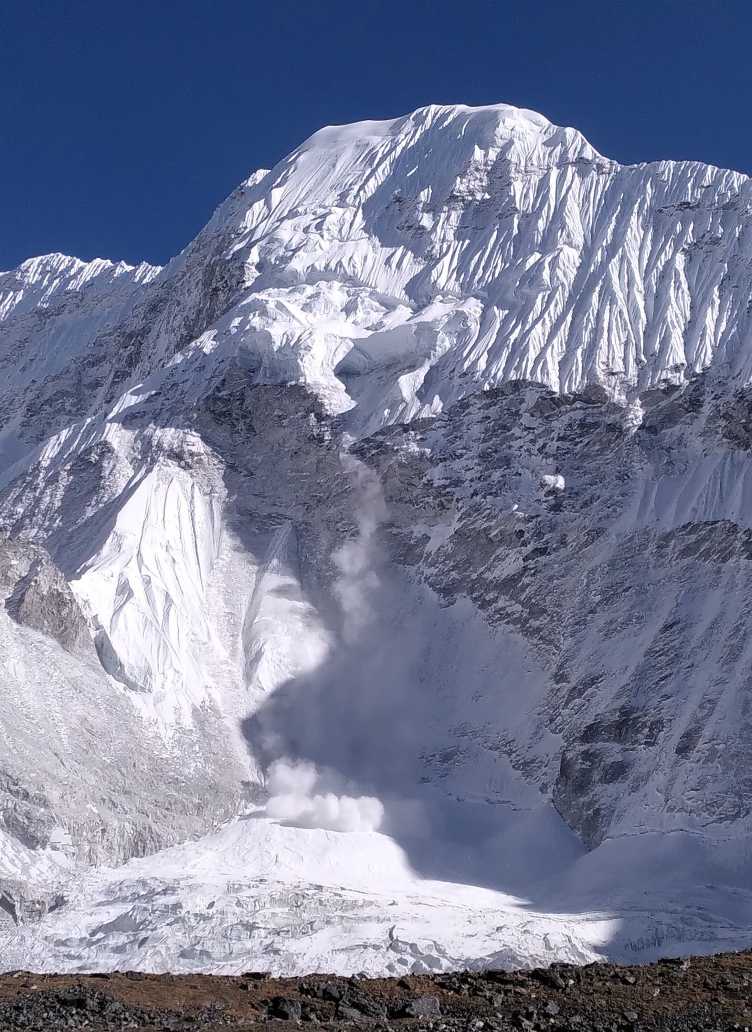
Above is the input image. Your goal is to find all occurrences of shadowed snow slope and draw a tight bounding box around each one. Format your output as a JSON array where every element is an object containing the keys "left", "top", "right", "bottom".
[{"left": 2, "top": 102, "right": 752, "bottom": 973}]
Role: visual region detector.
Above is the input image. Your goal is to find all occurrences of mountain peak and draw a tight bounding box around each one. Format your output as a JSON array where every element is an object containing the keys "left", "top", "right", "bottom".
[
  {"left": 291, "top": 100, "right": 608, "bottom": 201},
  {"left": 2, "top": 104, "right": 750, "bottom": 445},
  {"left": 3, "top": 103, "right": 752, "bottom": 975},
  {"left": 303, "top": 100, "right": 596, "bottom": 155}
]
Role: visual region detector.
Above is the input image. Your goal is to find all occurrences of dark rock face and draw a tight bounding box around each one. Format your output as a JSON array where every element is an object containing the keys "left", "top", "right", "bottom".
[
  {"left": 353, "top": 377, "right": 752, "bottom": 847},
  {"left": 266, "top": 996, "right": 302, "bottom": 1020},
  {"left": 0, "top": 537, "right": 93, "bottom": 655}
]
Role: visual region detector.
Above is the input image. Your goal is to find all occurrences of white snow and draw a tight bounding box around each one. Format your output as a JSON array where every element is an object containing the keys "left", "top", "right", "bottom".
[
  {"left": 0, "top": 813, "right": 617, "bottom": 975},
  {"left": 265, "top": 760, "right": 385, "bottom": 833}
]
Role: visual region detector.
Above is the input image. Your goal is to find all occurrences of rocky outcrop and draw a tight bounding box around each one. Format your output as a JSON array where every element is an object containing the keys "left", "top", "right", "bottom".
[{"left": 0, "top": 538, "right": 93, "bottom": 655}]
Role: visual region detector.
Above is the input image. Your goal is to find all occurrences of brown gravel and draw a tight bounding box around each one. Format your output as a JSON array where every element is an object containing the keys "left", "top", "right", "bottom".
[{"left": 2, "top": 950, "right": 752, "bottom": 1030}]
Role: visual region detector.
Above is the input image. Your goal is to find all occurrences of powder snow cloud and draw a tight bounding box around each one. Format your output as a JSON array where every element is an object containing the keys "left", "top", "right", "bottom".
[{"left": 265, "top": 758, "right": 384, "bottom": 833}]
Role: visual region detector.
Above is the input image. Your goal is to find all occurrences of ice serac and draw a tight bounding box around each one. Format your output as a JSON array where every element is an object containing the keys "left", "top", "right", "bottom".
[{"left": 2, "top": 102, "right": 752, "bottom": 973}]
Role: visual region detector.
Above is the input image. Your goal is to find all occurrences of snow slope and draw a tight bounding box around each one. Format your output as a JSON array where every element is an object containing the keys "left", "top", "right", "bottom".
[
  {"left": 0, "top": 815, "right": 613, "bottom": 976},
  {"left": 3, "top": 102, "right": 752, "bottom": 973}
]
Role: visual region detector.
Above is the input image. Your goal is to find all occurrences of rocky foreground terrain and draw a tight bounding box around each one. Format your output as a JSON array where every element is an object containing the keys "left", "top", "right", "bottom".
[{"left": 2, "top": 953, "right": 752, "bottom": 1031}]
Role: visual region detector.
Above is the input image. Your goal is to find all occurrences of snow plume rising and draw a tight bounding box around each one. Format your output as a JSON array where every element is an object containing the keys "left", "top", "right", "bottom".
[
  {"left": 332, "top": 454, "right": 387, "bottom": 643},
  {"left": 265, "top": 759, "right": 384, "bottom": 833}
]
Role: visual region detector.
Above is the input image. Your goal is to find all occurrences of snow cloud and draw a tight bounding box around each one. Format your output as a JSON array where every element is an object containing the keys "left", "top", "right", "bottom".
[
  {"left": 266, "top": 758, "right": 384, "bottom": 833},
  {"left": 332, "top": 454, "right": 387, "bottom": 643}
]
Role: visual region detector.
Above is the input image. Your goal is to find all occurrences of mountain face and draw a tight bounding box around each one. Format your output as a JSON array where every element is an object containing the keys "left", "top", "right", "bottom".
[{"left": 2, "top": 102, "right": 752, "bottom": 974}]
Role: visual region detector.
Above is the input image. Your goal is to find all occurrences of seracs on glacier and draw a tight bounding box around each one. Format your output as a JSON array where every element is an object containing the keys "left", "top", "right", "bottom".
[{"left": 2, "top": 102, "right": 752, "bottom": 974}]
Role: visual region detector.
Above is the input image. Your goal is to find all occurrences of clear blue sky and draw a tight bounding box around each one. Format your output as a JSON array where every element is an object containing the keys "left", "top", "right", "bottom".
[{"left": 1, "top": 0, "right": 750, "bottom": 270}]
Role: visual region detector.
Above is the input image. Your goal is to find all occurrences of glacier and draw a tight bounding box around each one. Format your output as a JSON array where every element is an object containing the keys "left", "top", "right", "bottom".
[{"left": 3, "top": 102, "right": 752, "bottom": 974}]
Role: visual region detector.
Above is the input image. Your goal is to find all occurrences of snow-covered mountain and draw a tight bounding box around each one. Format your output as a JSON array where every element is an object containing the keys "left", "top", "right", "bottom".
[{"left": 3, "top": 102, "right": 752, "bottom": 974}]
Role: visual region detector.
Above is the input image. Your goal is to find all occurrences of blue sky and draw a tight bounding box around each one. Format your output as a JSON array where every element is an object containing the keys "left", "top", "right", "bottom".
[{"left": 1, "top": 0, "right": 750, "bottom": 269}]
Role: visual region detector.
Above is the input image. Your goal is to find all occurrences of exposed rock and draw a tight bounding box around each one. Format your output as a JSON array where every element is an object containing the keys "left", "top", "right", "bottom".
[
  {"left": 397, "top": 995, "right": 442, "bottom": 1018},
  {"left": 0, "top": 537, "right": 92, "bottom": 655},
  {"left": 267, "top": 996, "right": 303, "bottom": 1020}
]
